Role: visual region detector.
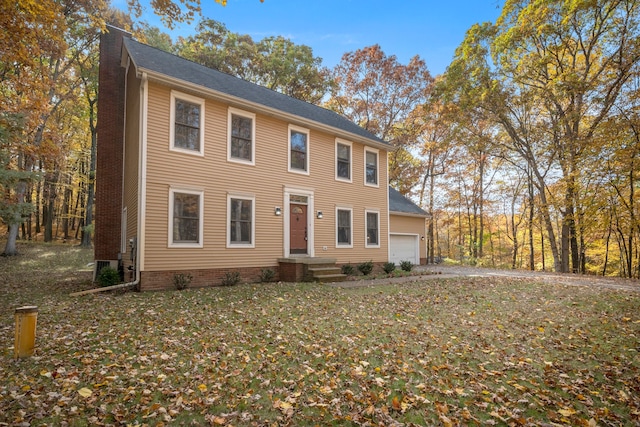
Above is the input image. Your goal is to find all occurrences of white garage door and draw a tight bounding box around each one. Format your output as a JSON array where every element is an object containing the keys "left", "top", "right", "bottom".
[{"left": 389, "top": 234, "right": 419, "bottom": 265}]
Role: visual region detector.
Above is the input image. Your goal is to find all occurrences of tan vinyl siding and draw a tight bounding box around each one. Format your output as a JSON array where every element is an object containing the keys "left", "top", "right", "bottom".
[
  {"left": 141, "top": 81, "right": 389, "bottom": 271},
  {"left": 122, "top": 66, "right": 141, "bottom": 269},
  {"left": 390, "top": 214, "right": 427, "bottom": 260}
]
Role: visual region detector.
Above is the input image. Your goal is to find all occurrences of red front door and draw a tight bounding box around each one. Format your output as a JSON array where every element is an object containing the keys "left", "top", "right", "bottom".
[{"left": 290, "top": 204, "right": 308, "bottom": 254}]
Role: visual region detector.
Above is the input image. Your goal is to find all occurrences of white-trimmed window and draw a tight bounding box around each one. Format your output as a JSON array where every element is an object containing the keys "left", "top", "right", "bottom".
[
  {"left": 170, "top": 91, "right": 205, "bottom": 156},
  {"left": 336, "top": 207, "right": 353, "bottom": 248},
  {"left": 365, "top": 209, "right": 380, "bottom": 248},
  {"left": 335, "top": 139, "right": 352, "bottom": 182},
  {"left": 289, "top": 125, "right": 309, "bottom": 174},
  {"left": 169, "top": 188, "right": 203, "bottom": 248},
  {"left": 364, "top": 147, "right": 379, "bottom": 186},
  {"left": 227, "top": 193, "right": 255, "bottom": 248},
  {"left": 228, "top": 107, "right": 255, "bottom": 165}
]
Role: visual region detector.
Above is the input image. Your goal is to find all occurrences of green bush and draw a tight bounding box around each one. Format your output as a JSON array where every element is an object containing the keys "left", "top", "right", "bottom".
[
  {"left": 97, "top": 266, "right": 120, "bottom": 287},
  {"left": 259, "top": 268, "right": 276, "bottom": 283},
  {"left": 357, "top": 260, "right": 374, "bottom": 276},
  {"left": 173, "top": 273, "right": 193, "bottom": 290},
  {"left": 399, "top": 260, "right": 413, "bottom": 272},
  {"left": 383, "top": 262, "right": 396, "bottom": 274},
  {"left": 341, "top": 263, "right": 355, "bottom": 276},
  {"left": 221, "top": 271, "right": 241, "bottom": 286}
]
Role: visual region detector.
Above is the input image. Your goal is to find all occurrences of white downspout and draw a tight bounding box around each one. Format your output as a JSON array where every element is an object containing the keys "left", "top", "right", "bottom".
[{"left": 126, "top": 71, "right": 148, "bottom": 290}]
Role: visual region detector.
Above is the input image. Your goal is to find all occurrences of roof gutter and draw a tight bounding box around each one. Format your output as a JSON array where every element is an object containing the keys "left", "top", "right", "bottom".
[
  {"left": 134, "top": 67, "right": 391, "bottom": 152},
  {"left": 389, "top": 211, "right": 430, "bottom": 218}
]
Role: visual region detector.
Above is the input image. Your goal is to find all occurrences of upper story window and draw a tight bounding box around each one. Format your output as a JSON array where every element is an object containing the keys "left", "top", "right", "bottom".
[
  {"left": 227, "top": 193, "right": 255, "bottom": 248},
  {"left": 170, "top": 91, "right": 205, "bottom": 156},
  {"left": 289, "top": 125, "right": 309, "bottom": 174},
  {"left": 169, "top": 188, "right": 203, "bottom": 248},
  {"left": 228, "top": 107, "right": 255, "bottom": 165},
  {"left": 365, "top": 210, "right": 380, "bottom": 248},
  {"left": 336, "top": 139, "right": 352, "bottom": 182},
  {"left": 365, "top": 147, "right": 379, "bottom": 187},
  {"left": 336, "top": 207, "right": 353, "bottom": 248}
]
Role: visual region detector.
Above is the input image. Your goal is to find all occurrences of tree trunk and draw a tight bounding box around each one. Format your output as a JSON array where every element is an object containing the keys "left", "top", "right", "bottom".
[
  {"left": 4, "top": 224, "right": 20, "bottom": 256},
  {"left": 603, "top": 213, "right": 612, "bottom": 276},
  {"left": 62, "top": 180, "right": 71, "bottom": 241},
  {"left": 478, "top": 152, "right": 485, "bottom": 259},
  {"left": 3, "top": 178, "right": 29, "bottom": 256},
  {"left": 35, "top": 167, "right": 42, "bottom": 235},
  {"left": 540, "top": 226, "right": 545, "bottom": 271},
  {"left": 43, "top": 170, "right": 59, "bottom": 243},
  {"left": 81, "top": 95, "right": 98, "bottom": 248}
]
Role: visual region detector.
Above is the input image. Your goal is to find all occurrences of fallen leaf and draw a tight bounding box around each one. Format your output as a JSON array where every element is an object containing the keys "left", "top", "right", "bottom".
[
  {"left": 77, "top": 388, "right": 93, "bottom": 398},
  {"left": 558, "top": 408, "right": 576, "bottom": 417}
]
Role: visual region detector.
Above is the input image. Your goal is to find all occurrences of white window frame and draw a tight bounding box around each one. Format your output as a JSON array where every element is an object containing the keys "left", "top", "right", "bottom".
[
  {"left": 227, "top": 107, "right": 256, "bottom": 165},
  {"left": 365, "top": 209, "right": 381, "bottom": 248},
  {"left": 364, "top": 147, "right": 379, "bottom": 187},
  {"left": 336, "top": 206, "right": 353, "bottom": 248},
  {"left": 169, "top": 90, "right": 205, "bottom": 156},
  {"left": 227, "top": 192, "right": 256, "bottom": 248},
  {"left": 288, "top": 124, "right": 310, "bottom": 175},
  {"left": 335, "top": 138, "right": 352, "bottom": 183},
  {"left": 168, "top": 187, "right": 204, "bottom": 248}
]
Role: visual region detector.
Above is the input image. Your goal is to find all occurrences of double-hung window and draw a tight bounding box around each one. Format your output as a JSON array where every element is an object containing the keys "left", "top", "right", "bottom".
[
  {"left": 169, "top": 188, "right": 203, "bottom": 248},
  {"left": 289, "top": 125, "right": 309, "bottom": 174},
  {"left": 365, "top": 210, "right": 380, "bottom": 248},
  {"left": 227, "top": 194, "right": 255, "bottom": 248},
  {"left": 336, "top": 139, "right": 352, "bottom": 182},
  {"left": 170, "top": 91, "right": 205, "bottom": 155},
  {"left": 365, "top": 148, "right": 379, "bottom": 186},
  {"left": 336, "top": 207, "right": 353, "bottom": 248},
  {"left": 228, "top": 107, "right": 255, "bottom": 165}
]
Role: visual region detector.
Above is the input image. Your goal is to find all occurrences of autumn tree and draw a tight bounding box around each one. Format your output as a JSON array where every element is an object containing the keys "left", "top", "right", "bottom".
[
  {"left": 172, "top": 19, "right": 332, "bottom": 104},
  {"left": 440, "top": 0, "right": 640, "bottom": 273},
  {"left": 0, "top": 0, "right": 109, "bottom": 254},
  {"left": 129, "top": 0, "right": 263, "bottom": 29},
  {"left": 415, "top": 99, "right": 453, "bottom": 263},
  {"left": 1, "top": 0, "right": 65, "bottom": 254},
  {"left": 327, "top": 45, "right": 433, "bottom": 195}
]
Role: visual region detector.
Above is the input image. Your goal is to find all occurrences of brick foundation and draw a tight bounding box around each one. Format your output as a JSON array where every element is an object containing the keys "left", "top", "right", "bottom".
[{"left": 139, "top": 266, "right": 281, "bottom": 291}]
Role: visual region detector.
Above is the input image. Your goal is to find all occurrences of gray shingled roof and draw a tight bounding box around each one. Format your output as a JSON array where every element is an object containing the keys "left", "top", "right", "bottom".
[
  {"left": 122, "top": 38, "right": 387, "bottom": 146},
  {"left": 389, "top": 187, "right": 428, "bottom": 216}
]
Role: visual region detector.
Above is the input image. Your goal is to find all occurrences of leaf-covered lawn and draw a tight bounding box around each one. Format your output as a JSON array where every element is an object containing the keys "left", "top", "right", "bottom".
[{"left": 1, "top": 244, "right": 639, "bottom": 426}]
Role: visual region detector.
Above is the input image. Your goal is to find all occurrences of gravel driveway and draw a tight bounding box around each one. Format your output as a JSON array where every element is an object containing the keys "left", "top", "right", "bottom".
[{"left": 332, "top": 264, "right": 640, "bottom": 292}]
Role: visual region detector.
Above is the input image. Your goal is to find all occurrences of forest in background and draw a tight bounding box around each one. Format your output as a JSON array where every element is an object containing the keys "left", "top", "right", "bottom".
[{"left": 2, "top": 0, "right": 640, "bottom": 277}]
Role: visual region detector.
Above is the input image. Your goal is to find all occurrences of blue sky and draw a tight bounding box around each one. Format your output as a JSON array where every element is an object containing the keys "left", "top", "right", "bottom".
[{"left": 134, "top": 0, "right": 503, "bottom": 76}]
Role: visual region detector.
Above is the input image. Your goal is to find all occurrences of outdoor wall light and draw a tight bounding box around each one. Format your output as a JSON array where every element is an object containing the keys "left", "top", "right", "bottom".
[
  {"left": 316, "top": 211, "right": 323, "bottom": 219},
  {"left": 274, "top": 207, "right": 282, "bottom": 216},
  {"left": 421, "top": 235, "right": 425, "bottom": 241}
]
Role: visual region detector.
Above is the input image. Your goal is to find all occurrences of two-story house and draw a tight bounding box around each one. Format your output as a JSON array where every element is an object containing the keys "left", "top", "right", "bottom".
[{"left": 95, "top": 27, "right": 426, "bottom": 290}]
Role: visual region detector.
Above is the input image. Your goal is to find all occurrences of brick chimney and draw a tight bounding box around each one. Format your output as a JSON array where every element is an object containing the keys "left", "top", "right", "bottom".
[{"left": 94, "top": 26, "right": 131, "bottom": 268}]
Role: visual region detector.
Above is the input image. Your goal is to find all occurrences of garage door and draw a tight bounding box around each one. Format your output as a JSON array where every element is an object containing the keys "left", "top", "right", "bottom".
[{"left": 389, "top": 234, "right": 419, "bottom": 265}]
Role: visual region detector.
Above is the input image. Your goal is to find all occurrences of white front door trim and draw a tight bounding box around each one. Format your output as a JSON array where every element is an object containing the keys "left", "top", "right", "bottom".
[{"left": 283, "top": 186, "right": 315, "bottom": 258}]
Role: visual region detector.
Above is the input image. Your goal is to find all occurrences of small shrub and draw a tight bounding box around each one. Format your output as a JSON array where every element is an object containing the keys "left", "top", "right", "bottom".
[
  {"left": 97, "top": 266, "right": 120, "bottom": 287},
  {"left": 383, "top": 262, "right": 396, "bottom": 274},
  {"left": 221, "top": 271, "right": 241, "bottom": 286},
  {"left": 173, "top": 273, "right": 192, "bottom": 290},
  {"left": 260, "top": 268, "right": 276, "bottom": 283},
  {"left": 357, "top": 260, "right": 374, "bottom": 276},
  {"left": 341, "top": 263, "right": 355, "bottom": 276},
  {"left": 400, "top": 260, "right": 413, "bottom": 272}
]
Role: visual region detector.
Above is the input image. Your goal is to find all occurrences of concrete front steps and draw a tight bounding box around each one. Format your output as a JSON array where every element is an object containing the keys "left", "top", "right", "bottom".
[
  {"left": 308, "top": 265, "right": 347, "bottom": 283},
  {"left": 278, "top": 257, "right": 347, "bottom": 283}
]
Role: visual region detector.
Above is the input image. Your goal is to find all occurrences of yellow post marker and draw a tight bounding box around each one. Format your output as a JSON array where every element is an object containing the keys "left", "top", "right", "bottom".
[{"left": 14, "top": 306, "right": 38, "bottom": 359}]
